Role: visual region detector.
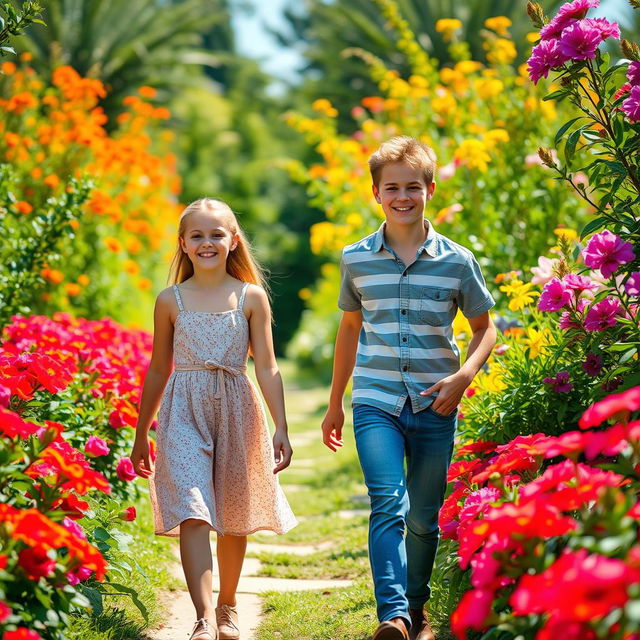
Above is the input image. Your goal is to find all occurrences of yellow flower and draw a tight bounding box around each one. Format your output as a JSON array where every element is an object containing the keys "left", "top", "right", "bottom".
[
  {"left": 499, "top": 279, "right": 540, "bottom": 311},
  {"left": 484, "top": 16, "right": 512, "bottom": 36},
  {"left": 454, "top": 139, "right": 491, "bottom": 172},
  {"left": 476, "top": 77, "right": 503, "bottom": 99},
  {"left": 431, "top": 91, "right": 457, "bottom": 115},
  {"left": 455, "top": 60, "right": 482, "bottom": 75},
  {"left": 298, "top": 287, "right": 312, "bottom": 301},
  {"left": 526, "top": 32, "right": 540, "bottom": 44},
  {"left": 482, "top": 128, "right": 510, "bottom": 149},
  {"left": 435, "top": 18, "right": 462, "bottom": 41},
  {"left": 554, "top": 227, "right": 578, "bottom": 242},
  {"left": 484, "top": 38, "right": 517, "bottom": 65},
  {"left": 312, "top": 99, "right": 338, "bottom": 118},
  {"left": 523, "top": 327, "right": 551, "bottom": 359}
]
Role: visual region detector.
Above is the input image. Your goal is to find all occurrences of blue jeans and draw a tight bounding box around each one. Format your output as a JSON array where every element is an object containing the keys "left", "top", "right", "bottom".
[{"left": 353, "top": 401, "right": 456, "bottom": 625}]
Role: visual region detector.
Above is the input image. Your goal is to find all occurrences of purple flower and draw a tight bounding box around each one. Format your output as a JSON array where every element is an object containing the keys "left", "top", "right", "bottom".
[
  {"left": 582, "top": 230, "right": 636, "bottom": 278},
  {"left": 582, "top": 353, "right": 603, "bottom": 376},
  {"left": 584, "top": 296, "right": 621, "bottom": 331},
  {"left": 602, "top": 376, "right": 623, "bottom": 392},
  {"left": 538, "top": 277, "right": 573, "bottom": 311},
  {"left": 622, "top": 85, "right": 640, "bottom": 123},
  {"left": 539, "top": 0, "right": 599, "bottom": 40},
  {"left": 625, "top": 272, "right": 640, "bottom": 296},
  {"left": 559, "top": 21, "right": 603, "bottom": 60},
  {"left": 628, "top": 61, "right": 640, "bottom": 86},
  {"left": 527, "top": 39, "right": 568, "bottom": 84},
  {"left": 562, "top": 273, "right": 599, "bottom": 293},
  {"left": 583, "top": 17, "right": 620, "bottom": 41},
  {"left": 543, "top": 370, "right": 574, "bottom": 393},
  {"left": 559, "top": 310, "right": 580, "bottom": 329}
]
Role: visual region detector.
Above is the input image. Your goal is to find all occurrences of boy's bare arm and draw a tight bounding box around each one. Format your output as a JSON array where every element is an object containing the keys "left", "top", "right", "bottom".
[
  {"left": 321, "top": 310, "right": 362, "bottom": 451},
  {"left": 421, "top": 312, "right": 497, "bottom": 416}
]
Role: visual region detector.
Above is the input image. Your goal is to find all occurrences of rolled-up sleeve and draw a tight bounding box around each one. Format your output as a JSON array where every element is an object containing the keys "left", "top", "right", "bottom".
[
  {"left": 457, "top": 253, "right": 495, "bottom": 318},
  {"left": 337, "top": 254, "right": 361, "bottom": 311}
]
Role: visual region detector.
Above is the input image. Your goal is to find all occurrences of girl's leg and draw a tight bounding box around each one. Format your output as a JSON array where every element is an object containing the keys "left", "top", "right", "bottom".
[
  {"left": 180, "top": 519, "right": 216, "bottom": 621},
  {"left": 216, "top": 534, "right": 247, "bottom": 606}
]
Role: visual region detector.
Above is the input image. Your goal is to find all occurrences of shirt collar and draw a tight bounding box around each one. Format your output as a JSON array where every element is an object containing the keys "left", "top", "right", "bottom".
[{"left": 372, "top": 220, "right": 439, "bottom": 258}]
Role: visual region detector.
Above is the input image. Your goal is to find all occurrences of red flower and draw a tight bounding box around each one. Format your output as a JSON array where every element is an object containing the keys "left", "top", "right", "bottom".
[
  {"left": 0, "top": 554, "right": 7, "bottom": 569},
  {"left": 450, "top": 588, "right": 494, "bottom": 638},
  {"left": 447, "top": 459, "right": 482, "bottom": 483},
  {"left": 55, "top": 493, "right": 90, "bottom": 520},
  {"left": 579, "top": 386, "right": 640, "bottom": 429},
  {"left": 0, "top": 600, "right": 11, "bottom": 622},
  {"left": 3, "top": 629, "right": 43, "bottom": 640},
  {"left": 18, "top": 547, "right": 56, "bottom": 579},
  {"left": 510, "top": 549, "right": 640, "bottom": 622},
  {"left": 118, "top": 506, "right": 137, "bottom": 521},
  {"left": 116, "top": 456, "right": 136, "bottom": 482},
  {"left": 455, "top": 440, "right": 498, "bottom": 457},
  {"left": 0, "top": 408, "right": 40, "bottom": 439}
]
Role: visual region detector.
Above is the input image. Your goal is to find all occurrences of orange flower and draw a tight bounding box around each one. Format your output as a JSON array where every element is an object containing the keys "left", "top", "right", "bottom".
[
  {"left": 77, "top": 274, "right": 90, "bottom": 286},
  {"left": 138, "top": 86, "right": 157, "bottom": 99},
  {"left": 65, "top": 283, "right": 81, "bottom": 296},
  {"left": 30, "top": 167, "right": 43, "bottom": 179},
  {"left": 15, "top": 201, "right": 33, "bottom": 215},
  {"left": 123, "top": 259, "right": 140, "bottom": 276},
  {"left": 46, "top": 269, "right": 64, "bottom": 284},
  {"left": 4, "top": 132, "right": 20, "bottom": 147},
  {"left": 137, "top": 277, "right": 152, "bottom": 291},
  {"left": 104, "top": 237, "right": 122, "bottom": 253},
  {"left": 1, "top": 61, "right": 16, "bottom": 75},
  {"left": 20, "top": 52, "right": 33, "bottom": 61},
  {"left": 44, "top": 173, "right": 60, "bottom": 189}
]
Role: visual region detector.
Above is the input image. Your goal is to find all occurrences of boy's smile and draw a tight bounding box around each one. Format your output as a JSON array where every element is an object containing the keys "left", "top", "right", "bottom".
[{"left": 372, "top": 162, "right": 435, "bottom": 227}]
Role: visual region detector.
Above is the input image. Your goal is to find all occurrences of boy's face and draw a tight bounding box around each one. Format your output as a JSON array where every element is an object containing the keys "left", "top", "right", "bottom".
[{"left": 372, "top": 162, "right": 435, "bottom": 227}]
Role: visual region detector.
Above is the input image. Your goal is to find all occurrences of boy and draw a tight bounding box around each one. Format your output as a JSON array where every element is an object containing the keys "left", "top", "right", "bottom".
[{"left": 321, "top": 136, "right": 496, "bottom": 640}]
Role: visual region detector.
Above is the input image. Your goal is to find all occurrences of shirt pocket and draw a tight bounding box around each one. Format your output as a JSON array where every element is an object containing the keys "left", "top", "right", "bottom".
[{"left": 420, "top": 287, "right": 456, "bottom": 326}]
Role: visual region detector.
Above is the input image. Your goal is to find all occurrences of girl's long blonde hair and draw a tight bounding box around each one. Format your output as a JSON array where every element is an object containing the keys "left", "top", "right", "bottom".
[{"left": 168, "top": 198, "right": 268, "bottom": 291}]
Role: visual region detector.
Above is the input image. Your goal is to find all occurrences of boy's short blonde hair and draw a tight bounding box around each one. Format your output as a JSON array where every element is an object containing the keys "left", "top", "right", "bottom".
[{"left": 368, "top": 136, "right": 437, "bottom": 187}]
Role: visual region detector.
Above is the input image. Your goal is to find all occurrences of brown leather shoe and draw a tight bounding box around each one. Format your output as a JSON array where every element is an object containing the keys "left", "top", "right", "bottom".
[
  {"left": 189, "top": 618, "right": 217, "bottom": 640},
  {"left": 372, "top": 617, "right": 410, "bottom": 640},
  {"left": 409, "top": 609, "right": 435, "bottom": 640},
  {"left": 215, "top": 604, "right": 240, "bottom": 640}
]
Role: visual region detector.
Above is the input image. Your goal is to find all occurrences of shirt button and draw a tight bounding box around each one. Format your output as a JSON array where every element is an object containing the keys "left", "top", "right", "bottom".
[
  {"left": 402, "top": 336, "right": 407, "bottom": 342},
  {"left": 401, "top": 309, "right": 407, "bottom": 315},
  {"left": 402, "top": 365, "right": 409, "bottom": 372}
]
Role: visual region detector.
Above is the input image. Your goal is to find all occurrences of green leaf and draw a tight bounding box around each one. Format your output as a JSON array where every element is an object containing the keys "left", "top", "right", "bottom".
[
  {"left": 619, "top": 348, "right": 637, "bottom": 365},
  {"left": 106, "top": 582, "right": 148, "bottom": 622},
  {"left": 580, "top": 216, "right": 609, "bottom": 238},
  {"left": 79, "top": 585, "right": 103, "bottom": 615},
  {"left": 554, "top": 117, "right": 584, "bottom": 146},
  {"left": 564, "top": 128, "right": 582, "bottom": 166}
]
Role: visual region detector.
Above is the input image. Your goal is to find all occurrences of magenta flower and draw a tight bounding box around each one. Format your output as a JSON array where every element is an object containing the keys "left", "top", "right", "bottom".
[
  {"left": 543, "top": 371, "right": 573, "bottom": 393},
  {"left": 527, "top": 39, "right": 568, "bottom": 84},
  {"left": 84, "top": 435, "right": 110, "bottom": 457},
  {"left": 628, "top": 61, "right": 640, "bottom": 86},
  {"left": 539, "top": 0, "right": 598, "bottom": 40},
  {"left": 562, "top": 273, "right": 599, "bottom": 294},
  {"left": 582, "top": 353, "right": 603, "bottom": 376},
  {"left": 538, "top": 277, "right": 573, "bottom": 311},
  {"left": 0, "top": 384, "right": 10, "bottom": 408},
  {"left": 622, "top": 85, "right": 640, "bottom": 123},
  {"left": 559, "top": 310, "right": 580, "bottom": 329},
  {"left": 584, "top": 296, "right": 621, "bottom": 331},
  {"left": 625, "top": 272, "right": 640, "bottom": 296},
  {"left": 62, "top": 516, "right": 87, "bottom": 540},
  {"left": 582, "top": 230, "right": 636, "bottom": 278},
  {"left": 116, "top": 456, "right": 137, "bottom": 482},
  {"left": 583, "top": 17, "right": 620, "bottom": 41},
  {"left": 558, "top": 21, "right": 603, "bottom": 60}
]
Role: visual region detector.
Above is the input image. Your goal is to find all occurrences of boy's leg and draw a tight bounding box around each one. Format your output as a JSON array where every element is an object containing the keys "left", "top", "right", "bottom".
[
  {"left": 405, "top": 406, "right": 456, "bottom": 611},
  {"left": 353, "top": 403, "right": 410, "bottom": 627}
]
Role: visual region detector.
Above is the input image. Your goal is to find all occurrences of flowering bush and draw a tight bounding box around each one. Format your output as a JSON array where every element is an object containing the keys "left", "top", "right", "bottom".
[
  {"left": 0, "top": 314, "right": 153, "bottom": 637},
  {"left": 285, "top": 0, "right": 589, "bottom": 371},
  {"left": 0, "top": 58, "right": 181, "bottom": 327},
  {"left": 441, "top": 387, "right": 640, "bottom": 639}
]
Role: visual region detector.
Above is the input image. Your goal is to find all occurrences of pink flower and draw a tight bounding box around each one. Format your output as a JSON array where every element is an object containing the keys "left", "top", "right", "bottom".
[
  {"left": 625, "top": 272, "right": 640, "bottom": 296},
  {"left": 450, "top": 588, "right": 494, "bottom": 636},
  {"left": 562, "top": 273, "right": 598, "bottom": 294},
  {"left": 527, "top": 39, "right": 568, "bottom": 84},
  {"left": 582, "top": 230, "right": 635, "bottom": 278},
  {"left": 558, "top": 21, "right": 604, "bottom": 60},
  {"left": 582, "top": 353, "right": 603, "bottom": 376},
  {"left": 62, "top": 516, "right": 86, "bottom": 540},
  {"left": 438, "top": 161, "right": 456, "bottom": 181},
  {"left": 543, "top": 370, "right": 573, "bottom": 393},
  {"left": 0, "top": 601, "right": 11, "bottom": 622},
  {"left": 584, "top": 296, "right": 621, "bottom": 331},
  {"left": 538, "top": 278, "right": 572, "bottom": 311},
  {"left": 67, "top": 566, "right": 93, "bottom": 585},
  {"left": 622, "top": 85, "right": 640, "bottom": 122},
  {"left": 579, "top": 386, "right": 640, "bottom": 428},
  {"left": 116, "top": 456, "right": 136, "bottom": 482},
  {"left": 84, "top": 435, "right": 110, "bottom": 457},
  {"left": 559, "top": 310, "right": 581, "bottom": 329},
  {"left": 628, "top": 61, "right": 640, "bottom": 86},
  {"left": 531, "top": 256, "right": 559, "bottom": 285},
  {"left": 539, "top": 0, "right": 599, "bottom": 40},
  {"left": 582, "top": 17, "right": 620, "bottom": 41}
]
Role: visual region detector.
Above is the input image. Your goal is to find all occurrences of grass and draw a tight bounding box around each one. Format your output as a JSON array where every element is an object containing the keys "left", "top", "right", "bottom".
[{"left": 66, "top": 493, "right": 179, "bottom": 640}]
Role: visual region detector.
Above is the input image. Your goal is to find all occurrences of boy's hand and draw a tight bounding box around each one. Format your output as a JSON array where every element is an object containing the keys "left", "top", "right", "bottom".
[
  {"left": 420, "top": 371, "right": 472, "bottom": 416},
  {"left": 130, "top": 437, "right": 154, "bottom": 479},
  {"left": 321, "top": 405, "right": 344, "bottom": 452},
  {"left": 273, "top": 431, "right": 293, "bottom": 474}
]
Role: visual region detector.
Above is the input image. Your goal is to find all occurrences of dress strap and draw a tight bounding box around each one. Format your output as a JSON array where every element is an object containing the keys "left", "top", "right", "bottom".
[
  {"left": 173, "top": 285, "right": 185, "bottom": 312},
  {"left": 238, "top": 283, "right": 249, "bottom": 312}
]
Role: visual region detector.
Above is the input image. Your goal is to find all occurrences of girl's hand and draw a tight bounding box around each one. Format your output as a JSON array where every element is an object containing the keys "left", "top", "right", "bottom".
[
  {"left": 130, "top": 437, "right": 154, "bottom": 478},
  {"left": 272, "top": 431, "right": 293, "bottom": 474},
  {"left": 420, "top": 371, "right": 472, "bottom": 416}
]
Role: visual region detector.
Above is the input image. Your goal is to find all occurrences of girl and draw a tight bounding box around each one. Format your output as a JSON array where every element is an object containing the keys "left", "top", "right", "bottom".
[{"left": 130, "top": 198, "right": 297, "bottom": 640}]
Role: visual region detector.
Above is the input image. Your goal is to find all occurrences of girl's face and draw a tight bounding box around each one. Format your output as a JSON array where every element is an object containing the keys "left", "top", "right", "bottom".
[{"left": 179, "top": 209, "right": 239, "bottom": 270}]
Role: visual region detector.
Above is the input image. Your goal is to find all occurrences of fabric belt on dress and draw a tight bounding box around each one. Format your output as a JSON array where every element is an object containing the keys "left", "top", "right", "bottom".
[{"left": 174, "top": 361, "right": 247, "bottom": 413}]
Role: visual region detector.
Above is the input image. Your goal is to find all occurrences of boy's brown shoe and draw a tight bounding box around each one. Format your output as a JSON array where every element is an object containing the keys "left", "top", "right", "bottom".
[
  {"left": 372, "top": 617, "right": 410, "bottom": 640},
  {"left": 215, "top": 604, "right": 240, "bottom": 640},
  {"left": 408, "top": 609, "right": 435, "bottom": 640},
  {"left": 189, "top": 618, "right": 217, "bottom": 640}
]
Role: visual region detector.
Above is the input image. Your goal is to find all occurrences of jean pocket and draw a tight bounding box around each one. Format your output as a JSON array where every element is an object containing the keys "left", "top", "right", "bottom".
[
  {"left": 425, "top": 404, "right": 458, "bottom": 419},
  {"left": 420, "top": 288, "right": 456, "bottom": 326}
]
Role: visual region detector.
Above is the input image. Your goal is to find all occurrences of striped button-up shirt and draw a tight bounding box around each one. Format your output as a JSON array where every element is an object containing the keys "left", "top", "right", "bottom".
[{"left": 338, "top": 222, "right": 495, "bottom": 416}]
